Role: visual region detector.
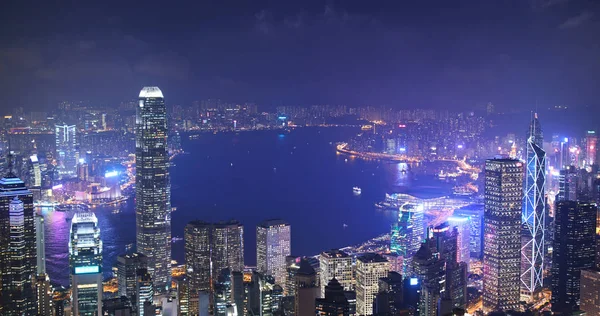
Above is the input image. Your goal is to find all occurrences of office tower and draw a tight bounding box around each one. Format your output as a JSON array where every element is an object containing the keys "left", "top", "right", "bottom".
[
  {"left": 448, "top": 215, "right": 471, "bottom": 269},
  {"left": 521, "top": 113, "right": 546, "bottom": 301},
  {"left": 356, "top": 253, "right": 390, "bottom": 315},
  {"left": 185, "top": 221, "right": 212, "bottom": 292},
  {"left": 29, "top": 154, "right": 41, "bottom": 187},
  {"left": 35, "top": 214, "right": 46, "bottom": 275},
  {"left": 184, "top": 220, "right": 245, "bottom": 294},
  {"left": 373, "top": 271, "right": 403, "bottom": 315},
  {"left": 412, "top": 241, "right": 444, "bottom": 316},
  {"left": 257, "top": 219, "right": 291, "bottom": 285},
  {"left": 175, "top": 276, "right": 191, "bottom": 316},
  {"left": 295, "top": 259, "right": 319, "bottom": 316},
  {"left": 69, "top": 212, "right": 103, "bottom": 316},
  {"left": 117, "top": 253, "right": 148, "bottom": 299},
  {"left": 55, "top": 124, "right": 78, "bottom": 178},
  {"left": 0, "top": 173, "right": 36, "bottom": 314},
  {"left": 390, "top": 202, "right": 424, "bottom": 276},
  {"left": 454, "top": 205, "right": 484, "bottom": 258},
  {"left": 319, "top": 249, "right": 354, "bottom": 297},
  {"left": 136, "top": 86, "right": 171, "bottom": 293},
  {"left": 231, "top": 271, "right": 245, "bottom": 316},
  {"left": 246, "top": 272, "right": 280, "bottom": 316},
  {"left": 585, "top": 130, "right": 598, "bottom": 166},
  {"left": 285, "top": 255, "right": 301, "bottom": 296},
  {"left": 214, "top": 268, "right": 233, "bottom": 316},
  {"left": 429, "top": 222, "right": 458, "bottom": 263},
  {"left": 580, "top": 269, "right": 600, "bottom": 315},
  {"left": 482, "top": 158, "right": 523, "bottom": 313},
  {"left": 136, "top": 269, "right": 154, "bottom": 316},
  {"left": 35, "top": 274, "right": 52, "bottom": 316},
  {"left": 558, "top": 166, "right": 578, "bottom": 201},
  {"left": 440, "top": 261, "right": 468, "bottom": 315},
  {"left": 213, "top": 221, "right": 245, "bottom": 274},
  {"left": 551, "top": 201, "right": 597, "bottom": 314},
  {"left": 316, "top": 278, "right": 350, "bottom": 316}
]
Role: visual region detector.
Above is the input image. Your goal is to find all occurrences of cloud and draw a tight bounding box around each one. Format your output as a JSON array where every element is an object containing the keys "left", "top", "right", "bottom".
[
  {"left": 134, "top": 52, "right": 190, "bottom": 80},
  {"left": 531, "top": 0, "right": 571, "bottom": 11},
  {"left": 0, "top": 47, "right": 43, "bottom": 70},
  {"left": 559, "top": 11, "right": 594, "bottom": 29}
]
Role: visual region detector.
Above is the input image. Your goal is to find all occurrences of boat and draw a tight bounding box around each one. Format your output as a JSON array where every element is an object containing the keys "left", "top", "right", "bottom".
[{"left": 353, "top": 187, "right": 362, "bottom": 195}]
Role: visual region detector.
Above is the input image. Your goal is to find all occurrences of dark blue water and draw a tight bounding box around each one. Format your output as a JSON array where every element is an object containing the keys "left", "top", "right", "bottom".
[{"left": 43, "top": 127, "right": 451, "bottom": 286}]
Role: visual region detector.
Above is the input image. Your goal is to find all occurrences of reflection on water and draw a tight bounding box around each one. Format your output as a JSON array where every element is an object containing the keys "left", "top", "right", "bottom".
[{"left": 40, "top": 200, "right": 136, "bottom": 286}]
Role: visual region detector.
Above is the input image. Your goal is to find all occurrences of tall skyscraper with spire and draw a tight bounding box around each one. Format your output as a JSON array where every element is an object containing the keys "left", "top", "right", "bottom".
[
  {"left": 520, "top": 112, "right": 546, "bottom": 301},
  {"left": 136, "top": 87, "right": 171, "bottom": 293},
  {"left": 0, "top": 168, "right": 37, "bottom": 315}
]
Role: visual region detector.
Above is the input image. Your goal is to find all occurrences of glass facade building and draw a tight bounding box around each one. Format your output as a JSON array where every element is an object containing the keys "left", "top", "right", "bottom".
[
  {"left": 0, "top": 174, "right": 36, "bottom": 315},
  {"left": 55, "top": 124, "right": 78, "bottom": 178},
  {"left": 135, "top": 86, "right": 171, "bottom": 293},
  {"left": 521, "top": 113, "right": 546, "bottom": 300},
  {"left": 551, "top": 201, "right": 597, "bottom": 314},
  {"left": 69, "top": 212, "right": 103, "bottom": 316},
  {"left": 482, "top": 158, "right": 523, "bottom": 313},
  {"left": 256, "top": 219, "right": 291, "bottom": 286}
]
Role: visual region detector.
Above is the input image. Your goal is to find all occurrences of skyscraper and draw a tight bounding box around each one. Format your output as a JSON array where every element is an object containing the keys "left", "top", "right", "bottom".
[
  {"left": 412, "top": 241, "right": 444, "bottom": 316},
  {"left": 257, "top": 219, "right": 291, "bottom": 286},
  {"left": 136, "top": 86, "right": 171, "bottom": 293},
  {"left": 390, "top": 202, "right": 424, "bottom": 276},
  {"left": 521, "top": 113, "right": 546, "bottom": 301},
  {"left": 551, "top": 201, "right": 597, "bottom": 314},
  {"left": 558, "top": 166, "right": 578, "bottom": 201},
  {"left": 0, "top": 173, "right": 36, "bottom": 315},
  {"left": 355, "top": 253, "right": 390, "bottom": 315},
  {"left": 184, "top": 220, "right": 245, "bottom": 293},
  {"left": 116, "top": 252, "right": 148, "bottom": 315},
  {"left": 34, "top": 214, "right": 46, "bottom": 275},
  {"left": 319, "top": 249, "right": 353, "bottom": 297},
  {"left": 69, "top": 212, "right": 103, "bottom": 316},
  {"left": 580, "top": 268, "right": 600, "bottom": 315},
  {"left": 55, "top": 124, "right": 78, "bottom": 178},
  {"left": 483, "top": 158, "right": 523, "bottom": 313},
  {"left": 448, "top": 215, "right": 471, "bottom": 269}
]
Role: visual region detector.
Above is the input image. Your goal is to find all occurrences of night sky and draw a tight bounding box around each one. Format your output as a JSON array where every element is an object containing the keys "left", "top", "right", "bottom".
[{"left": 1, "top": 0, "right": 599, "bottom": 110}]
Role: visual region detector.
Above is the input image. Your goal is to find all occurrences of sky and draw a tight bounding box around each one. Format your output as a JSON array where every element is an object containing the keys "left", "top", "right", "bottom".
[{"left": 1, "top": 0, "right": 599, "bottom": 111}]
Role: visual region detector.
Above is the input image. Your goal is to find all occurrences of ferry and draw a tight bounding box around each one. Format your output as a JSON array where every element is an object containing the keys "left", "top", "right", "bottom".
[{"left": 353, "top": 187, "right": 362, "bottom": 195}]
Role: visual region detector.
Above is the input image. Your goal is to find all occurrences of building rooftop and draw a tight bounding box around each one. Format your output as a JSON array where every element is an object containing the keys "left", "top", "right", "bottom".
[
  {"left": 139, "top": 86, "right": 164, "bottom": 99},
  {"left": 258, "top": 219, "right": 289, "bottom": 228},
  {"left": 321, "top": 249, "right": 350, "bottom": 258},
  {"left": 357, "top": 253, "right": 388, "bottom": 264}
]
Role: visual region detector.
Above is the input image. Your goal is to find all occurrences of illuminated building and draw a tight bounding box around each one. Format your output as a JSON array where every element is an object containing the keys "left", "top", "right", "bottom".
[
  {"left": 558, "top": 166, "right": 578, "bottom": 201},
  {"left": 315, "top": 278, "right": 350, "bottom": 316},
  {"left": 356, "top": 253, "right": 390, "bottom": 315},
  {"left": 35, "top": 273, "right": 52, "bottom": 316},
  {"left": 580, "top": 269, "right": 600, "bottom": 315},
  {"left": 390, "top": 202, "right": 424, "bottom": 276},
  {"left": 454, "top": 205, "right": 484, "bottom": 258},
  {"left": 69, "top": 212, "right": 103, "bottom": 316},
  {"left": 440, "top": 261, "right": 468, "bottom": 315},
  {"left": 585, "top": 130, "right": 598, "bottom": 167},
  {"left": 319, "top": 249, "right": 353, "bottom": 297},
  {"left": 257, "top": 219, "right": 291, "bottom": 286},
  {"left": 551, "top": 201, "right": 597, "bottom": 314},
  {"left": 482, "top": 158, "right": 523, "bottom": 313},
  {"left": 136, "top": 269, "right": 154, "bottom": 316},
  {"left": 55, "top": 124, "right": 78, "bottom": 178},
  {"left": 0, "top": 173, "right": 36, "bottom": 314},
  {"left": 35, "top": 214, "right": 46, "bottom": 275},
  {"left": 521, "top": 113, "right": 546, "bottom": 301},
  {"left": 136, "top": 86, "right": 171, "bottom": 293},
  {"left": 231, "top": 271, "right": 245, "bottom": 316},
  {"left": 429, "top": 222, "right": 458, "bottom": 263},
  {"left": 448, "top": 215, "right": 471, "bottom": 269},
  {"left": 184, "top": 220, "right": 244, "bottom": 293},
  {"left": 116, "top": 252, "right": 148, "bottom": 314},
  {"left": 102, "top": 296, "right": 133, "bottom": 315},
  {"left": 29, "top": 154, "right": 41, "bottom": 187},
  {"left": 77, "top": 162, "right": 89, "bottom": 182},
  {"left": 285, "top": 256, "right": 301, "bottom": 296},
  {"left": 412, "top": 241, "right": 444, "bottom": 316}
]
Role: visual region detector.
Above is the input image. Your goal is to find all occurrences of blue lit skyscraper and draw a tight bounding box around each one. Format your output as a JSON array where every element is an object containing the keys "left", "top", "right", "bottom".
[
  {"left": 69, "top": 212, "right": 103, "bottom": 316},
  {"left": 389, "top": 202, "right": 424, "bottom": 277},
  {"left": 55, "top": 124, "right": 78, "bottom": 178},
  {"left": 136, "top": 86, "right": 171, "bottom": 293},
  {"left": 521, "top": 113, "right": 546, "bottom": 301}
]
